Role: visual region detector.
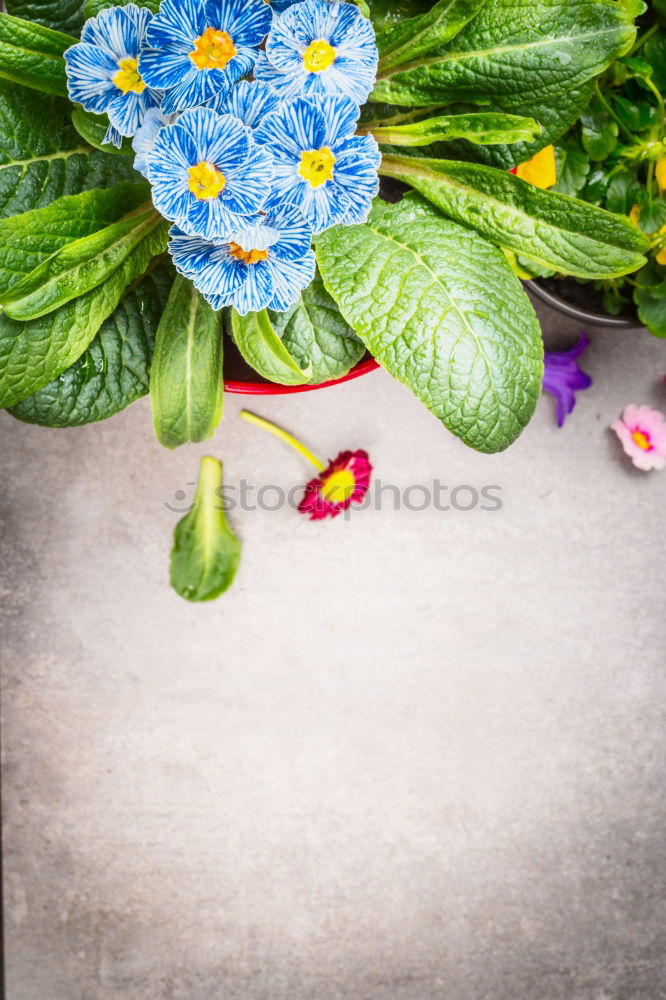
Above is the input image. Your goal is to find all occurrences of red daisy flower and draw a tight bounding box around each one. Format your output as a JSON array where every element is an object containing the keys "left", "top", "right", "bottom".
[
  {"left": 298, "top": 450, "right": 372, "bottom": 520},
  {"left": 240, "top": 411, "right": 372, "bottom": 521}
]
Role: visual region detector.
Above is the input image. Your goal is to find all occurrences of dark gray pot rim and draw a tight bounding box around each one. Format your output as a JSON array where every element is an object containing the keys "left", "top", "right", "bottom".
[{"left": 525, "top": 278, "right": 641, "bottom": 329}]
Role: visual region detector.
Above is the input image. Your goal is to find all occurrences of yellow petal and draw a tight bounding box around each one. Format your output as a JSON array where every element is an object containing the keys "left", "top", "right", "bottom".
[
  {"left": 629, "top": 203, "right": 641, "bottom": 227},
  {"left": 656, "top": 157, "right": 666, "bottom": 196},
  {"left": 514, "top": 145, "right": 557, "bottom": 189}
]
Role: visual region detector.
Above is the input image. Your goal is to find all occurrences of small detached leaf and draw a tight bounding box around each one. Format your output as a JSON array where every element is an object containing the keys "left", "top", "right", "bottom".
[
  {"left": 380, "top": 153, "right": 650, "bottom": 278},
  {"left": 170, "top": 456, "right": 241, "bottom": 603},
  {"left": 369, "top": 112, "right": 541, "bottom": 147},
  {"left": 0, "top": 13, "right": 72, "bottom": 97},
  {"left": 150, "top": 275, "right": 224, "bottom": 449},
  {"left": 230, "top": 309, "right": 312, "bottom": 386}
]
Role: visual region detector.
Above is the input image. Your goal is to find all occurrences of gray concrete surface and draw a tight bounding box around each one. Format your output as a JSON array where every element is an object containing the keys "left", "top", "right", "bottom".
[{"left": 2, "top": 300, "right": 666, "bottom": 1000}]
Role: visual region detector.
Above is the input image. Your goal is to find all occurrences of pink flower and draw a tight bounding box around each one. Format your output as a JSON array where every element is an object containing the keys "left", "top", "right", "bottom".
[
  {"left": 298, "top": 450, "right": 372, "bottom": 520},
  {"left": 611, "top": 404, "right": 666, "bottom": 471}
]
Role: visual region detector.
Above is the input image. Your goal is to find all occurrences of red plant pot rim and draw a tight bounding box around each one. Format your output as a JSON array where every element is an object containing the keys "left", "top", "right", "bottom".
[{"left": 224, "top": 356, "right": 380, "bottom": 394}]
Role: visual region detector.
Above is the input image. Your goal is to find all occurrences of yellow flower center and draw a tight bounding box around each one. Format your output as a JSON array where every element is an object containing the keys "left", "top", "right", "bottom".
[
  {"left": 228, "top": 243, "right": 269, "bottom": 264},
  {"left": 113, "top": 57, "right": 146, "bottom": 95},
  {"left": 321, "top": 468, "right": 356, "bottom": 504},
  {"left": 188, "top": 161, "right": 226, "bottom": 200},
  {"left": 190, "top": 27, "right": 237, "bottom": 70},
  {"left": 303, "top": 38, "right": 336, "bottom": 72},
  {"left": 631, "top": 429, "right": 651, "bottom": 451},
  {"left": 298, "top": 147, "right": 336, "bottom": 188},
  {"left": 515, "top": 144, "right": 557, "bottom": 189}
]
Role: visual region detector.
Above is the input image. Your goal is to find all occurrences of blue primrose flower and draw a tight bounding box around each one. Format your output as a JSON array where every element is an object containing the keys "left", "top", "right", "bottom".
[
  {"left": 254, "top": 94, "right": 381, "bottom": 234},
  {"left": 146, "top": 106, "right": 274, "bottom": 241},
  {"left": 207, "top": 79, "right": 281, "bottom": 130},
  {"left": 65, "top": 4, "right": 162, "bottom": 146},
  {"left": 139, "top": 0, "right": 272, "bottom": 115},
  {"left": 168, "top": 204, "right": 316, "bottom": 314},
  {"left": 256, "top": 0, "right": 378, "bottom": 105},
  {"left": 132, "top": 107, "right": 174, "bottom": 177}
]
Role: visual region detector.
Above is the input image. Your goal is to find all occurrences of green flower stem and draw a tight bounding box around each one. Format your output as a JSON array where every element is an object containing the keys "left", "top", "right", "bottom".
[
  {"left": 594, "top": 82, "right": 635, "bottom": 143},
  {"left": 239, "top": 410, "right": 325, "bottom": 471},
  {"left": 629, "top": 22, "right": 659, "bottom": 56}
]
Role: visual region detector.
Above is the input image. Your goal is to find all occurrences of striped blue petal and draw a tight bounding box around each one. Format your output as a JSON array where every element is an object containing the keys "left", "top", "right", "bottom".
[
  {"left": 208, "top": 79, "right": 280, "bottom": 129},
  {"left": 145, "top": 0, "right": 205, "bottom": 50},
  {"left": 264, "top": 204, "right": 312, "bottom": 262},
  {"left": 160, "top": 51, "right": 255, "bottom": 114},
  {"left": 103, "top": 122, "right": 123, "bottom": 148},
  {"left": 169, "top": 226, "right": 246, "bottom": 310},
  {"left": 222, "top": 143, "right": 274, "bottom": 216},
  {"left": 132, "top": 107, "right": 172, "bottom": 177},
  {"left": 185, "top": 196, "right": 241, "bottom": 240},
  {"left": 138, "top": 47, "right": 193, "bottom": 92},
  {"left": 265, "top": 251, "right": 316, "bottom": 312},
  {"left": 206, "top": 0, "right": 272, "bottom": 46},
  {"left": 252, "top": 51, "right": 305, "bottom": 101},
  {"left": 226, "top": 220, "right": 281, "bottom": 253},
  {"left": 254, "top": 97, "right": 326, "bottom": 158},
  {"left": 65, "top": 43, "right": 117, "bottom": 113},
  {"left": 81, "top": 5, "right": 141, "bottom": 58},
  {"left": 230, "top": 258, "right": 275, "bottom": 314},
  {"left": 177, "top": 109, "right": 250, "bottom": 172},
  {"left": 317, "top": 93, "right": 360, "bottom": 146}
]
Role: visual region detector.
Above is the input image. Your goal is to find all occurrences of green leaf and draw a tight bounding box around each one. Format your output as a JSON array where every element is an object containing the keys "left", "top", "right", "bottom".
[
  {"left": 0, "top": 213, "right": 168, "bottom": 409},
  {"left": 423, "top": 83, "right": 595, "bottom": 171},
  {"left": 316, "top": 194, "right": 543, "bottom": 454},
  {"left": 170, "top": 456, "right": 241, "bottom": 603},
  {"left": 368, "top": 0, "right": 430, "bottom": 33},
  {"left": 372, "top": 0, "right": 638, "bottom": 107},
  {"left": 0, "top": 181, "right": 149, "bottom": 296},
  {"left": 0, "top": 81, "right": 138, "bottom": 220},
  {"left": 380, "top": 154, "right": 649, "bottom": 278},
  {"left": 3, "top": 205, "right": 161, "bottom": 320},
  {"left": 268, "top": 272, "right": 365, "bottom": 385},
  {"left": 84, "top": 0, "right": 161, "bottom": 15},
  {"left": 606, "top": 169, "right": 643, "bottom": 213},
  {"left": 377, "top": 0, "right": 487, "bottom": 72},
  {"left": 71, "top": 107, "right": 133, "bottom": 155},
  {"left": 5, "top": 0, "right": 85, "bottom": 35},
  {"left": 634, "top": 261, "right": 666, "bottom": 337},
  {"left": 553, "top": 138, "right": 590, "bottom": 197},
  {"left": 150, "top": 275, "right": 224, "bottom": 449},
  {"left": 634, "top": 199, "right": 666, "bottom": 236},
  {"left": 580, "top": 100, "right": 619, "bottom": 160},
  {"left": 230, "top": 309, "right": 311, "bottom": 385},
  {"left": 9, "top": 263, "right": 174, "bottom": 427},
  {"left": 370, "top": 111, "right": 541, "bottom": 147},
  {"left": 0, "top": 13, "right": 72, "bottom": 97},
  {"left": 644, "top": 30, "right": 666, "bottom": 90}
]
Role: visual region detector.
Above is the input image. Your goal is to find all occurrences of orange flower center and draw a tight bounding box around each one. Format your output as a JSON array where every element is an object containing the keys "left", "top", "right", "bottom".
[
  {"left": 631, "top": 429, "right": 652, "bottom": 451},
  {"left": 188, "top": 161, "right": 226, "bottom": 200},
  {"left": 321, "top": 468, "right": 356, "bottom": 504},
  {"left": 228, "top": 243, "right": 269, "bottom": 264},
  {"left": 298, "top": 147, "right": 336, "bottom": 187},
  {"left": 113, "top": 57, "right": 146, "bottom": 95},
  {"left": 303, "top": 39, "right": 336, "bottom": 73},
  {"left": 190, "top": 27, "right": 237, "bottom": 70}
]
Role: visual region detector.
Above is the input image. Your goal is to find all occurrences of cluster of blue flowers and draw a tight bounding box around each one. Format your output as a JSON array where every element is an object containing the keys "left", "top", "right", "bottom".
[{"left": 65, "top": 0, "right": 380, "bottom": 315}]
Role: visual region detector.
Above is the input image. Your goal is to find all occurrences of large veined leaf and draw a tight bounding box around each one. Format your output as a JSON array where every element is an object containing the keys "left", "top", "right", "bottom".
[
  {"left": 380, "top": 154, "right": 649, "bottom": 278},
  {"left": 0, "top": 182, "right": 149, "bottom": 295},
  {"left": 230, "top": 309, "right": 312, "bottom": 385},
  {"left": 377, "top": 0, "right": 487, "bottom": 72},
  {"left": 368, "top": 0, "right": 430, "bottom": 32},
  {"left": 5, "top": 0, "right": 85, "bottom": 35},
  {"left": 369, "top": 111, "right": 541, "bottom": 147},
  {"left": 316, "top": 194, "right": 543, "bottom": 454},
  {"left": 9, "top": 263, "right": 174, "bottom": 427},
  {"left": 269, "top": 272, "right": 365, "bottom": 384},
  {"left": 150, "top": 275, "right": 224, "bottom": 449},
  {"left": 0, "top": 214, "right": 168, "bottom": 409},
  {"left": 0, "top": 13, "right": 72, "bottom": 96},
  {"left": 372, "top": 0, "right": 638, "bottom": 107},
  {"left": 170, "top": 456, "right": 241, "bottom": 603},
  {"left": 0, "top": 82, "right": 138, "bottom": 220}
]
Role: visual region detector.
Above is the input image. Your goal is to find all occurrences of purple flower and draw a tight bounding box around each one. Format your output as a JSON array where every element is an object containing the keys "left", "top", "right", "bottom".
[{"left": 542, "top": 332, "right": 592, "bottom": 427}]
